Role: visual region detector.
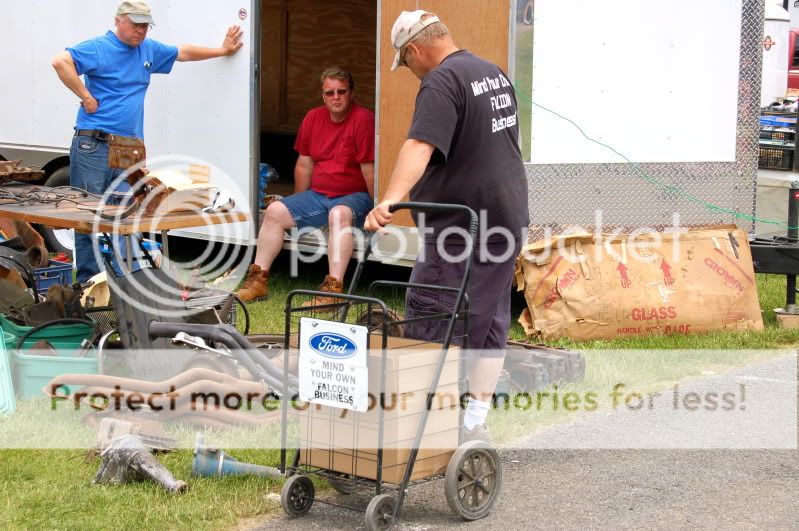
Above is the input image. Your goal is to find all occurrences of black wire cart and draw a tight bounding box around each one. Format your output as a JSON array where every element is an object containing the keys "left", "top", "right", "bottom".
[{"left": 278, "top": 203, "right": 502, "bottom": 530}]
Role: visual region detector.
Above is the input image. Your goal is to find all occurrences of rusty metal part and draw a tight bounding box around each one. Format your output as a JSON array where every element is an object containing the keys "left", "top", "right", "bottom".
[
  {"left": 505, "top": 340, "right": 586, "bottom": 384},
  {"left": 356, "top": 307, "right": 404, "bottom": 337},
  {"left": 95, "top": 417, "right": 177, "bottom": 452},
  {"left": 84, "top": 404, "right": 281, "bottom": 429},
  {"left": 94, "top": 434, "right": 187, "bottom": 494},
  {"left": 0, "top": 218, "right": 49, "bottom": 268},
  {"left": 247, "top": 333, "right": 300, "bottom": 349},
  {"left": 170, "top": 411, "right": 279, "bottom": 429},
  {"left": 43, "top": 367, "right": 249, "bottom": 397},
  {"left": 0, "top": 160, "right": 44, "bottom": 184},
  {"left": 63, "top": 379, "right": 269, "bottom": 413}
]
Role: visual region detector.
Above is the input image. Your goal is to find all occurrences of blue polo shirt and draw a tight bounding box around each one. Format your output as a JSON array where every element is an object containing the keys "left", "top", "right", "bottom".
[{"left": 67, "top": 31, "right": 178, "bottom": 139}]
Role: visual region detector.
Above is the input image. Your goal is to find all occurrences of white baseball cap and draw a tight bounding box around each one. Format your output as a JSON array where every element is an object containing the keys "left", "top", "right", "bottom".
[{"left": 390, "top": 10, "right": 441, "bottom": 71}]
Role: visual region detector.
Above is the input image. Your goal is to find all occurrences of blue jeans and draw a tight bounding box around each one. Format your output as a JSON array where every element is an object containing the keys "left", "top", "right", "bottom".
[
  {"left": 280, "top": 190, "right": 373, "bottom": 229},
  {"left": 69, "top": 134, "right": 134, "bottom": 283}
]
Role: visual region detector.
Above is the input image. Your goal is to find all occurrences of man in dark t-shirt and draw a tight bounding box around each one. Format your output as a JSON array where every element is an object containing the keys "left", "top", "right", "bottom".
[{"left": 365, "top": 10, "right": 529, "bottom": 444}]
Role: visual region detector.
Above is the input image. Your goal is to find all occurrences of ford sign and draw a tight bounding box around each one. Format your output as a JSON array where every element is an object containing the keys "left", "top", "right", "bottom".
[{"left": 309, "top": 333, "right": 357, "bottom": 359}]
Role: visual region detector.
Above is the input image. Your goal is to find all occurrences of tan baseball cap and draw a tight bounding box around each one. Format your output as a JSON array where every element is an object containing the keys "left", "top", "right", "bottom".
[
  {"left": 117, "top": 1, "right": 155, "bottom": 26},
  {"left": 390, "top": 10, "right": 440, "bottom": 71}
]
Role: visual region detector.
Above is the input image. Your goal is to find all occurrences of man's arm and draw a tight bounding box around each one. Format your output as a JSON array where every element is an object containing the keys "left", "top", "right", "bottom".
[
  {"left": 364, "top": 139, "right": 434, "bottom": 231},
  {"left": 176, "top": 25, "right": 243, "bottom": 62},
  {"left": 51, "top": 51, "right": 98, "bottom": 113},
  {"left": 294, "top": 155, "right": 314, "bottom": 193},
  {"left": 360, "top": 162, "right": 375, "bottom": 198}
]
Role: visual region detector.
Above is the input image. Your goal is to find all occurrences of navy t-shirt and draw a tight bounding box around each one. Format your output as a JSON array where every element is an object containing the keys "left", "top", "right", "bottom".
[{"left": 407, "top": 50, "right": 529, "bottom": 242}]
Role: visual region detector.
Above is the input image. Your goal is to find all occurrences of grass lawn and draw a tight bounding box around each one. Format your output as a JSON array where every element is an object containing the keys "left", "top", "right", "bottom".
[{"left": 1, "top": 255, "right": 797, "bottom": 530}]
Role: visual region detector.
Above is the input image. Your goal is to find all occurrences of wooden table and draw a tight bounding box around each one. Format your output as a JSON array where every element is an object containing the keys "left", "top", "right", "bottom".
[{"left": 0, "top": 185, "right": 248, "bottom": 270}]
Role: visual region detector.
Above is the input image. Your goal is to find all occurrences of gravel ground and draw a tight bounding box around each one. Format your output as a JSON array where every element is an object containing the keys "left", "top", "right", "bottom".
[{"left": 253, "top": 354, "right": 798, "bottom": 530}]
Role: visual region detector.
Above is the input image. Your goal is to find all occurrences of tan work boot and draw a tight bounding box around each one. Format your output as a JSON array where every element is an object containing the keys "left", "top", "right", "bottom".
[
  {"left": 236, "top": 264, "right": 269, "bottom": 302},
  {"left": 302, "top": 275, "right": 345, "bottom": 312}
]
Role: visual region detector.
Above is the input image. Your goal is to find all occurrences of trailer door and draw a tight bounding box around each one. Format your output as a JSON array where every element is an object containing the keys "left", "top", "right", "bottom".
[
  {"left": 377, "top": 0, "right": 513, "bottom": 227},
  {"left": 145, "top": 0, "right": 258, "bottom": 245}
]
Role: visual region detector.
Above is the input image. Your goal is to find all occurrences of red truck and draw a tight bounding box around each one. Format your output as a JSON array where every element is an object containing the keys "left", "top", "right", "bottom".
[{"left": 789, "top": 28, "right": 799, "bottom": 88}]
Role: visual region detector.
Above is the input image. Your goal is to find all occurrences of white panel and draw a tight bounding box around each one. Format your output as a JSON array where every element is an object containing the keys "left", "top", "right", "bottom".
[
  {"left": 530, "top": 0, "right": 742, "bottom": 164},
  {"left": 144, "top": 0, "right": 255, "bottom": 243},
  {"left": 0, "top": 1, "right": 112, "bottom": 151},
  {"left": 31, "top": 0, "right": 112, "bottom": 150},
  {"left": 0, "top": 1, "right": 39, "bottom": 147}
]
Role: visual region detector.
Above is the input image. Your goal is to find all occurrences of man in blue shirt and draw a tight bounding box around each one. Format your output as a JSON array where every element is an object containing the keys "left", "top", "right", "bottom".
[{"left": 51, "top": 1, "right": 243, "bottom": 282}]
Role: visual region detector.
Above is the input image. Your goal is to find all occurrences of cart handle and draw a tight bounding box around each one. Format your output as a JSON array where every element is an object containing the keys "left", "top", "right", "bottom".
[
  {"left": 346, "top": 202, "right": 478, "bottom": 302},
  {"left": 388, "top": 201, "right": 478, "bottom": 241}
]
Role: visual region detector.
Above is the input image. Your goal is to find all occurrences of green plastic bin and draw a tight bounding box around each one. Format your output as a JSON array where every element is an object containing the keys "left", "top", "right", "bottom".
[
  {"left": 11, "top": 348, "right": 98, "bottom": 398},
  {"left": 0, "top": 314, "right": 94, "bottom": 351},
  {"left": 0, "top": 315, "right": 98, "bottom": 398},
  {"left": 0, "top": 332, "right": 15, "bottom": 413}
]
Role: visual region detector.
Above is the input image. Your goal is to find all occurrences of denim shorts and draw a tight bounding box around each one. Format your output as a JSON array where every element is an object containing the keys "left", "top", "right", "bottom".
[{"left": 280, "top": 190, "right": 373, "bottom": 230}]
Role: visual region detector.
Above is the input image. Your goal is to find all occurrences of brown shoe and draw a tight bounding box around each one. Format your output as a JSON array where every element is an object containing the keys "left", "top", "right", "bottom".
[
  {"left": 236, "top": 264, "right": 269, "bottom": 302},
  {"left": 302, "top": 275, "right": 345, "bottom": 311}
]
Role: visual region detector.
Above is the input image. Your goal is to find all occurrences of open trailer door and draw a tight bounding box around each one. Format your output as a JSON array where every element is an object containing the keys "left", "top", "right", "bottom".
[
  {"left": 377, "top": 0, "right": 513, "bottom": 229},
  {"left": 144, "top": 0, "right": 258, "bottom": 245}
]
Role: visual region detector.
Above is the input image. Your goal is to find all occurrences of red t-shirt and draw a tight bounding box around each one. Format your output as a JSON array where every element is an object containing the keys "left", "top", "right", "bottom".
[{"left": 293, "top": 102, "right": 375, "bottom": 197}]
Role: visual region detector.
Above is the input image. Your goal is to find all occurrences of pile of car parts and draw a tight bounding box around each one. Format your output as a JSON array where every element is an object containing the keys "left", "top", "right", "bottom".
[
  {"left": 45, "top": 367, "right": 285, "bottom": 429},
  {"left": 0, "top": 160, "right": 44, "bottom": 185},
  {"left": 502, "top": 340, "right": 586, "bottom": 393}
]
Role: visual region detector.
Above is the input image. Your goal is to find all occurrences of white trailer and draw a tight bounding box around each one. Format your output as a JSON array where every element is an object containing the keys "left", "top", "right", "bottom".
[{"left": 0, "top": 0, "right": 763, "bottom": 265}]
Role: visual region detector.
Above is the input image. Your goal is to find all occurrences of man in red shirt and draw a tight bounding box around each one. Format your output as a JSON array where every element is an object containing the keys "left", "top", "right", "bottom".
[{"left": 237, "top": 67, "right": 374, "bottom": 302}]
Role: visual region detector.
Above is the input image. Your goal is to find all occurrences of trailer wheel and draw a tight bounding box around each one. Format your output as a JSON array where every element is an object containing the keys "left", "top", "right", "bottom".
[
  {"left": 280, "top": 474, "right": 314, "bottom": 517},
  {"left": 365, "top": 494, "right": 395, "bottom": 531},
  {"left": 444, "top": 441, "right": 502, "bottom": 520},
  {"left": 37, "top": 166, "right": 74, "bottom": 256}
]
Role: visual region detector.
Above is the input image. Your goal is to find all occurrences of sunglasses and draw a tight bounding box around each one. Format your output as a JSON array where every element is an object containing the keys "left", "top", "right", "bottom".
[
  {"left": 399, "top": 45, "right": 410, "bottom": 67},
  {"left": 323, "top": 88, "right": 350, "bottom": 97}
]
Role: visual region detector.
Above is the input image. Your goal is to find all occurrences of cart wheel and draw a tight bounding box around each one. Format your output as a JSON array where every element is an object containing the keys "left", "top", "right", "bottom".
[
  {"left": 280, "top": 474, "right": 314, "bottom": 517},
  {"left": 444, "top": 441, "right": 502, "bottom": 520},
  {"left": 327, "top": 472, "right": 356, "bottom": 495},
  {"left": 365, "top": 494, "right": 396, "bottom": 531}
]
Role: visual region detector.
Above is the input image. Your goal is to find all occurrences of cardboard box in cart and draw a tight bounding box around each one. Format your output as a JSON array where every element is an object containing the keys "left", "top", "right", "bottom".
[{"left": 297, "top": 335, "right": 461, "bottom": 484}]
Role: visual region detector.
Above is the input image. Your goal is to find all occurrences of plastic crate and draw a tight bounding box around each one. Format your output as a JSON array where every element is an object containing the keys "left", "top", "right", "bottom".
[
  {"left": 11, "top": 348, "right": 97, "bottom": 398},
  {"left": 760, "top": 108, "right": 798, "bottom": 117},
  {"left": 0, "top": 314, "right": 95, "bottom": 351},
  {"left": 758, "top": 144, "right": 794, "bottom": 170},
  {"left": 759, "top": 128, "right": 795, "bottom": 143},
  {"left": 33, "top": 260, "right": 73, "bottom": 295}
]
